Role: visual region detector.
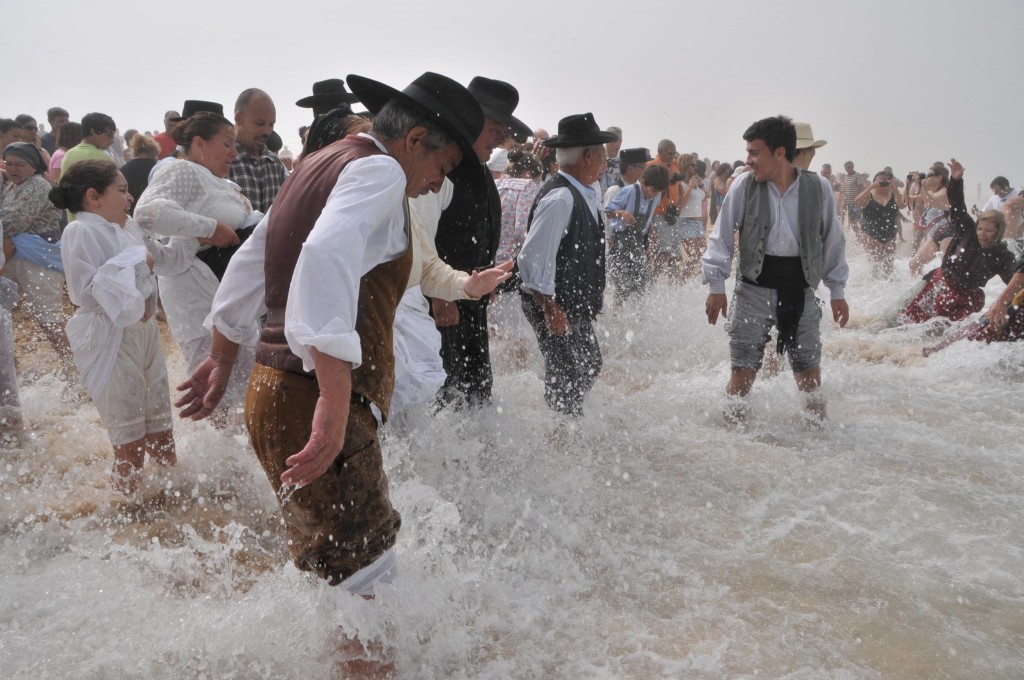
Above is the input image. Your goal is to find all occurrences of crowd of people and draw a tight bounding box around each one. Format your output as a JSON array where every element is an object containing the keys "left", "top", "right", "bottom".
[{"left": 3, "top": 76, "right": 1024, "bottom": 667}]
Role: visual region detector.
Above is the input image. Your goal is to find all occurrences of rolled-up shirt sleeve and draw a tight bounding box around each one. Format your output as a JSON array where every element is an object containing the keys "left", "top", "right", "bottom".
[
  {"left": 517, "top": 187, "right": 572, "bottom": 296},
  {"left": 285, "top": 155, "right": 408, "bottom": 372}
]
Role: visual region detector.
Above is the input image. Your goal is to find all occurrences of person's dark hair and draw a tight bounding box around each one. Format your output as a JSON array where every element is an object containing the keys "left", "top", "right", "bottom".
[
  {"left": 14, "top": 114, "right": 37, "bottom": 130},
  {"left": 81, "top": 112, "right": 116, "bottom": 136},
  {"left": 742, "top": 115, "right": 796, "bottom": 162},
  {"left": 716, "top": 162, "right": 733, "bottom": 179},
  {"left": 301, "top": 111, "right": 371, "bottom": 159},
  {"left": 929, "top": 163, "right": 949, "bottom": 187},
  {"left": 298, "top": 125, "right": 309, "bottom": 140},
  {"left": 733, "top": 160, "right": 744, "bottom": 169},
  {"left": 0, "top": 118, "right": 23, "bottom": 134},
  {"left": 694, "top": 159, "right": 707, "bottom": 178},
  {"left": 991, "top": 176, "right": 1010, "bottom": 190},
  {"left": 56, "top": 122, "right": 83, "bottom": 150},
  {"left": 541, "top": 145, "right": 558, "bottom": 178},
  {"left": 171, "top": 111, "right": 233, "bottom": 150},
  {"left": 130, "top": 133, "right": 160, "bottom": 158},
  {"left": 370, "top": 100, "right": 451, "bottom": 151},
  {"left": 642, "top": 164, "right": 670, "bottom": 192},
  {"left": 47, "top": 107, "right": 69, "bottom": 123},
  {"left": 48, "top": 159, "right": 118, "bottom": 212},
  {"left": 505, "top": 148, "right": 542, "bottom": 179}
]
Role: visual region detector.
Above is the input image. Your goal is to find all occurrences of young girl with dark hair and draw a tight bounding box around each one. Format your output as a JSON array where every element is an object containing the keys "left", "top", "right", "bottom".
[{"left": 55, "top": 159, "right": 202, "bottom": 493}]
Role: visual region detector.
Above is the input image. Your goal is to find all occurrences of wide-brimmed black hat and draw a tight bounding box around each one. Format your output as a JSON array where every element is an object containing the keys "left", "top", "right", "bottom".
[
  {"left": 171, "top": 100, "right": 226, "bottom": 123},
  {"left": 543, "top": 113, "right": 619, "bottom": 148},
  {"left": 619, "top": 147, "right": 652, "bottom": 166},
  {"left": 296, "top": 79, "right": 360, "bottom": 116},
  {"left": 467, "top": 76, "right": 531, "bottom": 141},
  {"left": 346, "top": 72, "right": 484, "bottom": 173}
]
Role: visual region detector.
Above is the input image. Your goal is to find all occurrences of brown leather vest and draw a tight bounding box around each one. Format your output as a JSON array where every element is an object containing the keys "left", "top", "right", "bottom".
[{"left": 255, "top": 135, "right": 412, "bottom": 419}]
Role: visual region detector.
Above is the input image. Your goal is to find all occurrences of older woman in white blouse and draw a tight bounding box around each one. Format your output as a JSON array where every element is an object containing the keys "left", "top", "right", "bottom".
[{"left": 134, "top": 112, "right": 259, "bottom": 418}]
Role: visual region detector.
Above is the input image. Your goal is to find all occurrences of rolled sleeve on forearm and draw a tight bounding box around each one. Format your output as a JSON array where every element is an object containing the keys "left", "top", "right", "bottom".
[{"left": 287, "top": 320, "right": 362, "bottom": 371}]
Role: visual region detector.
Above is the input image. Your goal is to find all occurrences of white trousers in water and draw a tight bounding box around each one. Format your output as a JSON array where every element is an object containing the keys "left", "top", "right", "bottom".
[{"left": 390, "top": 286, "right": 445, "bottom": 416}]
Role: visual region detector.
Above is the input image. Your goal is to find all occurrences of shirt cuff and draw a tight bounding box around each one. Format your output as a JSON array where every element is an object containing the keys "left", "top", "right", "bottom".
[
  {"left": 521, "top": 281, "right": 555, "bottom": 296},
  {"left": 708, "top": 280, "right": 727, "bottom": 295},
  {"left": 286, "top": 320, "right": 362, "bottom": 371},
  {"left": 826, "top": 283, "right": 846, "bottom": 300}
]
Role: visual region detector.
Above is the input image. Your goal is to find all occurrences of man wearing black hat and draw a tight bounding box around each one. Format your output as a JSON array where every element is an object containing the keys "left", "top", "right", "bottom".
[
  {"left": 176, "top": 72, "right": 483, "bottom": 592},
  {"left": 431, "top": 76, "right": 531, "bottom": 409},
  {"left": 517, "top": 113, "right": 615, "bottom": 416},
  {"left": 296, "top": 78, "right": 360, "bottom": 120}
]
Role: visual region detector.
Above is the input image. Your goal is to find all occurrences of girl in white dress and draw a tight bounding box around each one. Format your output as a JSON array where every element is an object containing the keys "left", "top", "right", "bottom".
[
  {"left": 134, "top": 112, "right": 260, "bottom": 421},
  {"left": 55, "top": 160, "right": 200, "bottom": 494}
]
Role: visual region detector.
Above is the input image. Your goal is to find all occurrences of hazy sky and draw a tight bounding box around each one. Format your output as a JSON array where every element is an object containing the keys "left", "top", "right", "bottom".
[{"left": 6, "top": 0, "right": 1022, "bottom": 203}]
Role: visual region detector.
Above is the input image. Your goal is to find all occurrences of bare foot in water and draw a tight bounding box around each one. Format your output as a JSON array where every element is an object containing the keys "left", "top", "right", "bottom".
[{"left": 336, "top": 636, "right": 396, "bottom": 679}]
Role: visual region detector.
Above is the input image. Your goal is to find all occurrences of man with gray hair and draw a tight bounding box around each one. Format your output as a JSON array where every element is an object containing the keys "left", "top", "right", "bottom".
[
  {"left": 175, "top": 72, "right": 483, "bottom": 593},
  {"left": 229, "top": 88, "right": 287, "bottom": 212},
  {"left": 518, "top": 113, "right": 616, "bottom": 416}
]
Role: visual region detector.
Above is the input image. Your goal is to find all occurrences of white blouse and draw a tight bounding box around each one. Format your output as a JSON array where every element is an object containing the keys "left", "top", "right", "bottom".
[
  {"left": 133, "top": 159, "right": 255, "bottom": 347},
  {"left": 61, "top": 212, "right": 197, "bottom": 398}
]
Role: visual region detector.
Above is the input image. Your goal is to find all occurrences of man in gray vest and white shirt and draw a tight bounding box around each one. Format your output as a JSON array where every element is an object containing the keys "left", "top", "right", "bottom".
[{"left": 702, "top": 115, "right": 849, "bottom": 422}]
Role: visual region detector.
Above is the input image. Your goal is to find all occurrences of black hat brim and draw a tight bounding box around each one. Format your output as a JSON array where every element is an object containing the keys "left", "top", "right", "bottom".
[
  {"left": 542, "top": 130, "right": 620, "bottom": 148},
  {"left": 295, "top": 93, "right": 360, "bottom": 108},
  {"left": 346, "top": 74, "right": 480, "bottom": 174},
  {"left": 476, "top": 105, "right": 531, "bottom": 143}
]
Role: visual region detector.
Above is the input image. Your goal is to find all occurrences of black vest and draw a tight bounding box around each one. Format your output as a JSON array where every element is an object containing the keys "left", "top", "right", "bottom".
[
  {"left": 434, "top": 162, "right": 501, "bottom": 271},
  {"left": 526, "top": 174, "right": 606, "bottom": 320}
]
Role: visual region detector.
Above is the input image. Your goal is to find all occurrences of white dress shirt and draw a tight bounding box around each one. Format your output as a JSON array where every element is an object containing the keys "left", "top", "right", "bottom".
[
  {"left": 207, "top": 134, "right": 407, "bottom": 373},
  {"left": 701, "top": 170, "right": 848, "bottom": 299},
  {"left": 133, "top": 159, "right": 254, "bottom": 348},
  {"left": 517, "top": 171, "right": 601, "bottom": 296}
]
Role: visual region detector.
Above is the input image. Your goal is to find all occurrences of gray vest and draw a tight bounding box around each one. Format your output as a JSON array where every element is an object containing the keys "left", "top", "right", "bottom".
[{"left": 738, "top": 170, "right": 824, "bottom": 289}]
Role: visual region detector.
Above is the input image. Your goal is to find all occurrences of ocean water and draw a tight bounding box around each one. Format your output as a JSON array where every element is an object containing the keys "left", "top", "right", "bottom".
[{"left": 2, "top": 244, "right": 1023, "bottom": 679}]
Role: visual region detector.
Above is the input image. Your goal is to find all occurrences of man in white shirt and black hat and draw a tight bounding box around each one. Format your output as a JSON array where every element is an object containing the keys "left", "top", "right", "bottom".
[{"left": 517, "top": 113, "right": 617, "bottom": 416}]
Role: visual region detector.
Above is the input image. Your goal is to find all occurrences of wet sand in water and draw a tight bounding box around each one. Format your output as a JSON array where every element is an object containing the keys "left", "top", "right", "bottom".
[{"left": 3, "top": 236, "right": 1023, "bottom": 678}]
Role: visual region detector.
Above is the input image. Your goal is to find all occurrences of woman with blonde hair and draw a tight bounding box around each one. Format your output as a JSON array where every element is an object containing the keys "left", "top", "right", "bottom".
[{"left": 120, "top": 134, "right": 160, "bottom": 215}]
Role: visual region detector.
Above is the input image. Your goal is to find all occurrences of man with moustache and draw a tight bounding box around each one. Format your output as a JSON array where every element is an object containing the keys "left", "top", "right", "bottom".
[
  {"left": 229, "top": 88, "right": 287, "bottom": 213},
  {"left": 702, "top": 115, "right": 849, "bottom": 422},
  {"left": 431, "top": 76, "right": 531, "bottom": 408},
  {"left": 175, "top": 72, "right": 483, "bottom": 592}
]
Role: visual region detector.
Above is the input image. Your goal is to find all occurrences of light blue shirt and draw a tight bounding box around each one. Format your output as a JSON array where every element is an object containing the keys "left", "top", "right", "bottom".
[
  {"left": 701, "top": 170, "right": 848, "bottom": 299},
  {"left": 605, "top": 181, "right": 660, "bottom": 234},
  {"left": 518, "top": 171, "right": 601, "bottom": 295}
]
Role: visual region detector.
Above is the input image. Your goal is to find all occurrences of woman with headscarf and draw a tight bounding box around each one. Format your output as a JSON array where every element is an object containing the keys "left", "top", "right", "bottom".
[
  {"left": 134, "top": 110, "right": 259, "bottom": 419},
  {"left": 0, "top": 142, "right": 74, "bottom": 381}
]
